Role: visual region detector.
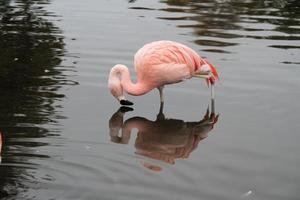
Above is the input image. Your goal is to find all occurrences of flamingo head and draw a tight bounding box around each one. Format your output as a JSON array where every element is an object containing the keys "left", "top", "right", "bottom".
[
  {"left": 199, "top": 61, "right": 219, "bottom": 86},
  {"left": 108, "top": 69, "right": 134, "bottom": 106},
  {"left": 108, "top": 82, "right": 133, "bottom": 106}
]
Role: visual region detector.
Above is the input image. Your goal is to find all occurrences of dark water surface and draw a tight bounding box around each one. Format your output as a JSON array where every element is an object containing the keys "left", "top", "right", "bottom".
[{"left": 1, "top": 0, "right": 300, "bottom": 199}]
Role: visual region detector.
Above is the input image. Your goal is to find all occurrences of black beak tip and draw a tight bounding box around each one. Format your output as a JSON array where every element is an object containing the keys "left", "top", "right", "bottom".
[
  {"left": 119, "top": 106, "right": 134, "bottom": 113},
  {"left": 120, "top": 99, "right": 134, "bottom": 106}
]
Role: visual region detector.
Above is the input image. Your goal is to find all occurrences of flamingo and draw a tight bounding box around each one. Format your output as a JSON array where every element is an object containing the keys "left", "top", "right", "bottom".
[{"left": 108, "top": 40, "right": 219, "bottom": 105}]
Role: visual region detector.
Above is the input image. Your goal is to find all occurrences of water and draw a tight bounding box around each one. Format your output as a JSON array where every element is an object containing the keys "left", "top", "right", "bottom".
[{"left": 0, "top": 0, "right": 299, "bottom": 199}]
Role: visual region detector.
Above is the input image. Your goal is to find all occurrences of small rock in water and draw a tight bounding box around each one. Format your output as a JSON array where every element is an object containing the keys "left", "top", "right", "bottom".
[{"left": 44, "top": 69, "right": 50, "bottom": 73}]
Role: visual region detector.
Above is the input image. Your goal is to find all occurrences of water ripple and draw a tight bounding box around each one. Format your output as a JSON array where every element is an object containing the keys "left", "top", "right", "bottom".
[{"left": 131, "top": 0, "right": 300, "bottom": 53}]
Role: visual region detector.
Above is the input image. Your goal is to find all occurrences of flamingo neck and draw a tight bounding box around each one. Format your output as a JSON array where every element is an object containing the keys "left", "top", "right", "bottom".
[{"left": 112, "top": 64, "right": 150, "bottom": 96}]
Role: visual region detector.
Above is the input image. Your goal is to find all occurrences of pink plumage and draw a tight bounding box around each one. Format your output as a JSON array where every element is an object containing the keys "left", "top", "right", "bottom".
[{"left": 108, "top": 40, "right": 219, "bottom": 105}]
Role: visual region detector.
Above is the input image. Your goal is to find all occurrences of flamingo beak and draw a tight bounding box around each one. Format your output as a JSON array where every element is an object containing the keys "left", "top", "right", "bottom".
[
  {"left": 120, "top": 99, "right": 134, "bottom": 106},
  {"left": 117, "top": 95, "right": 134, "bottom": 106}
]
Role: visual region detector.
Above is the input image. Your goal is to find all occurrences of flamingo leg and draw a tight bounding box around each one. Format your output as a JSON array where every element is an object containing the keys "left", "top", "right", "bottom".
[
  {"left": 211, "top": 83, "right": 215, "bottom": 100},
  {"left": 211, "top": 97, "right": 215, "bottom": 114},
  {"left": 193, "top": 74, "right": 215, "bottom": 100},
  {"left": 193, "top": 74, "right": 210, "bottom": 79},
  {"left": 158, "top": 86, "right": 164, "bottom": 103}
]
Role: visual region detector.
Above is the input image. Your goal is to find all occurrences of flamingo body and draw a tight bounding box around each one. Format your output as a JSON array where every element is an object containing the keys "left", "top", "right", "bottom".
[
  {"left": 134, "top": 41, "right": 201, "bottom": 86},
  {"left": 108, "top": 40, "right": 219, "bottom": 105}
]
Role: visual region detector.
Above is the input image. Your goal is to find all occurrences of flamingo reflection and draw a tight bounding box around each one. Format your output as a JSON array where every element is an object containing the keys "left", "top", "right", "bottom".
[{"left": 109, "top": 101, "right": 219, "bottom": 171}]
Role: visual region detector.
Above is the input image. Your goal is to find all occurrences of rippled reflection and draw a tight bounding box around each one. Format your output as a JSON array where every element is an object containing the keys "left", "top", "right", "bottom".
[
  {"left": 0, "top": 0, "right": 73, "bottom": 198},
  {"left": 130, "top": 0, "right": 300, "bottom": 52},
  {"left": 109, "top": 101, "right": 219, "bottom": 171}
]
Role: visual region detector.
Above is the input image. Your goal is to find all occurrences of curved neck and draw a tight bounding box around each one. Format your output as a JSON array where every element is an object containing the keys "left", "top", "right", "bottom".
[
  {"left": 124, "top": 117, "right": 150, "bottom": 133},
  {"left": 112, "top": 64, "right": 150, "bottom": 96}
]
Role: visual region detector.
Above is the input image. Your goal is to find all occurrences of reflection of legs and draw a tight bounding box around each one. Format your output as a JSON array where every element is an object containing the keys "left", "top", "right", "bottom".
[
  {"left": 198, "top": 98, "right": 218, "bottom": 125},
  {"left": 156, "top": 101, "right": 165, "bottom": 121}
]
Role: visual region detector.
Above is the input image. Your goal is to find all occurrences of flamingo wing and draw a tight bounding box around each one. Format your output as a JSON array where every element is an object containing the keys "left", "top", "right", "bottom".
[{"left": 134, "top": 41, "right": 202, "bottom": 86}]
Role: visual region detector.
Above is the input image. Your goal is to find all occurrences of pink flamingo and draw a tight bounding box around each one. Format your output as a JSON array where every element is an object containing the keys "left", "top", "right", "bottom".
[{"left": 108, "top": 40, "right": 219, "bottom": 105}]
